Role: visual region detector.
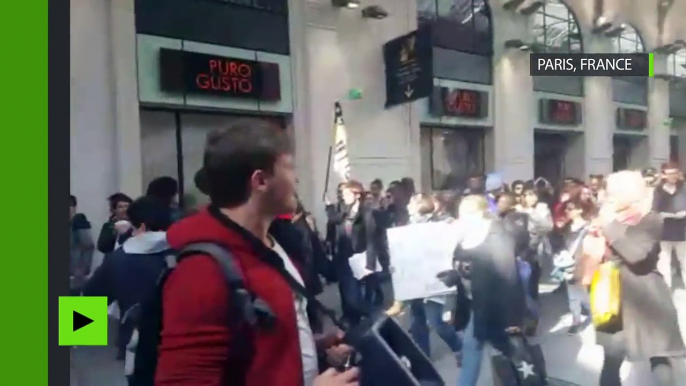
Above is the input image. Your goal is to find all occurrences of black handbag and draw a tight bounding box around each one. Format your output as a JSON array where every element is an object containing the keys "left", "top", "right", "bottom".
[
  {"left": 452, "top": 280, "right": 471, "bottom": 331},
  {"left": 343, "top": 313, "right": 444, "bottom": 386},
  {"left": 491, "top": 334, "right": 547, "bottom": 386}
]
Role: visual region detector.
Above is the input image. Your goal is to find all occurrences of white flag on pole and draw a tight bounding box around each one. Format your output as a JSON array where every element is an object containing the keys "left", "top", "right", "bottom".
[{"left": 333, "top": 102, "right": 350, "bottom": 181}]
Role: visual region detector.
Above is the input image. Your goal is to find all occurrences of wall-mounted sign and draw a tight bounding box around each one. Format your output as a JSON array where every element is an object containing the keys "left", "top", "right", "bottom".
[
  {"left": 159, "top": 48, "right": 281, "bottom": 101},
  {"left": 430, "top": 87, "right": 488, "bottom": 118},
  {"left": 539, "top": 99, "right": 581, "bottom": 125},
  {"left": 384, "top": 26, "right": 433, "bottom": 108},
  {"left": 616, "top": 108, "right": 647, "bottom": 130}
]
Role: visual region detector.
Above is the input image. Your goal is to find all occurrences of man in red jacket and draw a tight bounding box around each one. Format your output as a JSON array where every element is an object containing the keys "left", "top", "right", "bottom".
[{"left": 155, "top": 120, "right": 357, "bottom": 386}]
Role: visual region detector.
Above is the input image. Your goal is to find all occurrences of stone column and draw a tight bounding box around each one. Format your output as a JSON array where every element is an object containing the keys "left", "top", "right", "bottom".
[
  {"left": 647, "top": 54, "right": 671, "bottom": 168},
  {"left": 288, "top": 0, "right": 314, "bottom": 207},
  {"left": 491, "top": 8, "right": 535, "bottom": 181},
  {"left": 583, "top": 35, "right": 614, "bottom": 176},
  {"left": 110, "top": 0, "right": 143, "bottom": 196}
]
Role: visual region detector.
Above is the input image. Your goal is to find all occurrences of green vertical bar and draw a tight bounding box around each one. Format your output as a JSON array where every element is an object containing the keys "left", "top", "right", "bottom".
[
  {"left": 649, "top": 53, "right": 655, "bottom": 77},
  {"left": 0, "top": 1, "right": 48, "bottom": 385}
]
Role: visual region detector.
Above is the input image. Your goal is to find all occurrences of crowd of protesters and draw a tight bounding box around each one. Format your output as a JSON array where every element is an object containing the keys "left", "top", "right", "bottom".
[{"left": 69, "top": 118, "right": 686, "bottom": 386}]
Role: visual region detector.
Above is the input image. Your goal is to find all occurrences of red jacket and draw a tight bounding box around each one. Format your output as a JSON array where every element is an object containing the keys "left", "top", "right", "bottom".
[{"left": 155, "top": 207, "right": 305, "bottom": 386}]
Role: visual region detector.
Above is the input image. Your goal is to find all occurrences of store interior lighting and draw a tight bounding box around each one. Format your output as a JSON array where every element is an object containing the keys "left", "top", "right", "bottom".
[
  {"left": 361, "top": 5, "right": 388, "bottom": 19},
  {"left": 332, "top": 0, "right": 360, "bottom": 8},
  {"left": 504, "top": 39, "right": 531, "bottom": 51}
]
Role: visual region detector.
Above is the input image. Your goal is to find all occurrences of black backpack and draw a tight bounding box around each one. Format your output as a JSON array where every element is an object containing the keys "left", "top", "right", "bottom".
[{"left": 128, "top": 242, "right": 277, "bottom": 386}]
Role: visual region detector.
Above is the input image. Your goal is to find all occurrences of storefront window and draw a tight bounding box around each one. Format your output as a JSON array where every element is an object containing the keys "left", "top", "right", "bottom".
[
  {"left": 140, "top": 110, "right": 285, "bottom": 212},
  {"left": 428, "top": 127, "right": 484, "bottom": 190},
  {"left": 532, "top": 0, "right": 582, "bottom": 53},
  {"left": 611, "top": 26, "right": 644, "bottom": 54},
  {"left": 668, "top": 49, "right": 686, "bottom": 78},
  {"left": 417, "top": 0, "right": 493, "bottom": 55},
  {"left": 671, "top": 135, "right": 680, "bottom": 162}
]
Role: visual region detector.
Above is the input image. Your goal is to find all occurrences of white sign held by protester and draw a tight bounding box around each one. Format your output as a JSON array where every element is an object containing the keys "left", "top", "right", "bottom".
[
  {"left": 348, "top": 252, "right": 383, "bottom": 280},
  {"left": 388, "top": 222, "right": 459, "bottom": 301}
]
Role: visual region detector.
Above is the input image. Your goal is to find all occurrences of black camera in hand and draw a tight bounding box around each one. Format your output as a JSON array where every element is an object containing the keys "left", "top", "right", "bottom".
[{"left": 339, "top": 313, "right": 444, "bottom": 386}]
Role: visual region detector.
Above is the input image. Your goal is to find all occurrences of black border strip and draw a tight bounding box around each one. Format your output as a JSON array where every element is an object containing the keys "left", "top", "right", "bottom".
[{"left": 49, "top": 0, "right": 71, "bottom": 384}]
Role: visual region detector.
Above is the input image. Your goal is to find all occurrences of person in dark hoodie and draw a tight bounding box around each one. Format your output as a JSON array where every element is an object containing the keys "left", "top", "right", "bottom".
[
  {"left": 156, "top": 120, "right": 356, "bottom": 386},
  {"left": 97, "top": 193, "right": 134, "bottom": 254},
  {"left": 325, "top": 179, "right": 382, "bottom": 326},
  {"left": 146, "top": 176, "right": 183, "bottom": 223},
  {"left": 652, "top": 161, "right": 686, "bottom": 290},
  {"left": 291, "top": 197, "right": 336, "bottom": 296},
  {"left": 83, "top": 196, "right": 174, "bottom": 360},
  {"left": 70, "top": 194, "right": 95, "bottom": 281},
  {"left": 440, "top": 195, "right": 525, "bottom": 386}
]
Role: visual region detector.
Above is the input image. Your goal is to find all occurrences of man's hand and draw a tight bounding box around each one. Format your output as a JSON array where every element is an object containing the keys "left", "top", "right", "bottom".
[
  {"left": 505, "top": 326, "right": 521, "bottom": 334},
  {"left": 315, "top": 330, "right": 353, "bottom": 367},
  {"left": 314, "top": 368, "right": 359, "bottom": 386},
  {"left": 326, "top": 343, "right": 354, "bottom": 367},
  {"left": 324, "top": 195, "right": 332, "bottom": 206}
]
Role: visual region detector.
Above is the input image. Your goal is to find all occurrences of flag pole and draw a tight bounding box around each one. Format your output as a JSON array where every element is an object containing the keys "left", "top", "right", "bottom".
[
  {"left": 323, "top": 145, "right": 333, "bottom": 202},
  {"left": 323, "top": 100, "right": 339, "bottom": 202}
]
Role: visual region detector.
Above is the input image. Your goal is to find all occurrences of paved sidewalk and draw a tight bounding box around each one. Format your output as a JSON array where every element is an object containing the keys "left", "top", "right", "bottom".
[{"left": 72, "top": 284, "right": 686, "bottom": 386}]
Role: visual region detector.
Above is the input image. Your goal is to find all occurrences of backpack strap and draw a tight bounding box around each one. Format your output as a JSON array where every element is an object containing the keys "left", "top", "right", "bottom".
[
  {"left": 177, "top": 243, "right": 275, "bottom": 382},
  {"left": 178, "top": 242, "right": 275, "bottom": 329}
]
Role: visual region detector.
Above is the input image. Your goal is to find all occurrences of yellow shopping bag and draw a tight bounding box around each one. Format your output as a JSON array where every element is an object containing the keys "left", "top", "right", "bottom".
[{"left": 589, "top": 261, "right": 622, "bottom": 332}]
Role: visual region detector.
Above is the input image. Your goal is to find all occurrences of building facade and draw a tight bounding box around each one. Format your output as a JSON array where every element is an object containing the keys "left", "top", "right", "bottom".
[{"left": 71, "top": 0, "right": 686, "bottom": 232}]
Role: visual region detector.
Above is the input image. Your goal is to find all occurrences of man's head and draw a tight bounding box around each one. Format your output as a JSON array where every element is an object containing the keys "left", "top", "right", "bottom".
[
  {"left": 194, "top": 168, "right": 210, "bottom": 196},
  {"left": 370, "top": 179, "right": 384, "bottom": 198},
  {"left": 146, "top": 176, "right": 179, "bottom": 207},
  {"left": 661, "top": 161, "right": 681, "bottom": 185},
  {"left": 511, "top": 180, "right": 525, "bottom": 196},
  {"left": 341, "top": 180, "right": 365, "bottom": 206},
  {"left": 70, "top": 195, "right": 77, "bottom": 219},
  {"left": 204, "top": 120, "right": 296, "bottom": 217},
  {"left": 588, "top": 174, "right": 604, "bottom": 193},
  {"left": 467, "top": 173, "right": 484, "bottom": 192},
  {"left": 127, "top": 196, "right": 173, "bottom": 236},
  {"left": 496, "top": 192, "right": 517, "bottom": 215},
  {"left": 401, "top": 177, "right": 416, "bottom": 196},
  {"left": 108, "top": 193, "right": 133, "bottom": 220}
]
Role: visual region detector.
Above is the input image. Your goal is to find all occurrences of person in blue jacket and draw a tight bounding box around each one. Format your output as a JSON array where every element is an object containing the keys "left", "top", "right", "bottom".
[{"left": 83, "top": 196, "right": 174, "bottom": 360}]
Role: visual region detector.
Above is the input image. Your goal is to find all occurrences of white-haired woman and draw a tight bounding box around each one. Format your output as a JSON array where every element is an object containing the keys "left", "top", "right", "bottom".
[{"left": 583, "top": 170, "right": 685, "bottom": 386}]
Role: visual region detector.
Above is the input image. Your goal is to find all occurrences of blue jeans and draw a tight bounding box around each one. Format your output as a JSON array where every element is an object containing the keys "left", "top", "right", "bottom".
[
  {"left": 517, "top": 258, "right": 539, "bottom": 320},
  {"left": 458, "top": 314, "right": 513, "bottom": 386},
  {"left": 361, "top": 273, "right": 384, "bottom": 308},
  {"left": 337, "top": 263, "right": 365, "bottom": 325},
  {"left": 409, "top": 299, "right": 462, "bottom": 358}
]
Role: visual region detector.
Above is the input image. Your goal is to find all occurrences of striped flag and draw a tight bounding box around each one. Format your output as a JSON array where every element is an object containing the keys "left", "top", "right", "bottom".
[{"left": 332, "top": 102, "right": 350, "bottom": 181}]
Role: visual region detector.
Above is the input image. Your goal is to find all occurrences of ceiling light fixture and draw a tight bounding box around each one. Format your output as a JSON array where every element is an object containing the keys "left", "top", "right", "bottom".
[
  {"left": 361, "top": 5, "right": 388, "bottom": 19},
  {"left": 331, "top": 0, "right": 360, "bottom": 8},
  {"left": 504, "top": 39, "right": 531, "bottom": 51}
]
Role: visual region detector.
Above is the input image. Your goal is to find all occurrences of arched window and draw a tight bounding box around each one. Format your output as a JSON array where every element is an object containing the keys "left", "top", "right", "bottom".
[
  {"left": 417, "top": 0, "right": 493, "bottom": 55},
  {"left": 611, "top": 26, "right": 644, "bottom": 53},
  {"left": 532, "top": 0, "right": 582, "bottom": 53},
  {"left": 668, "top": 49, "right": 686, "bottom": 78}
]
